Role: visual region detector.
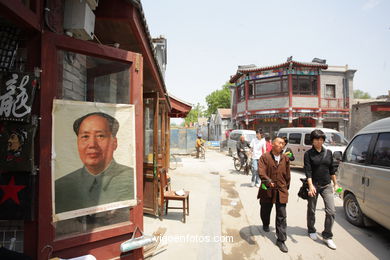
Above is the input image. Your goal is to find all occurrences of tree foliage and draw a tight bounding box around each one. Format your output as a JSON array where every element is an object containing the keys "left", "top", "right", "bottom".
[
  {"left": 205, "top": 82, "right": 232, "bottom": 116},
  {"left": 353, "top": 90, "right": 372, "bottom": 99},
  {"left": 184, "top": 103, "right": 205, "bottom": 125}
]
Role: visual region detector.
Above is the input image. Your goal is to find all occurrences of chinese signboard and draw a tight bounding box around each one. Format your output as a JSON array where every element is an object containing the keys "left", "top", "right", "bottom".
[{"left": 0, "top": 72, "right": 37, "bottom": 122}]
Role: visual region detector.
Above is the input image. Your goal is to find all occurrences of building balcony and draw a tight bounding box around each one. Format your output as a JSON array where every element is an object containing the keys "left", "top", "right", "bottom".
[{"left": 321, "top": 98, "right": 349, "bottom": 109}]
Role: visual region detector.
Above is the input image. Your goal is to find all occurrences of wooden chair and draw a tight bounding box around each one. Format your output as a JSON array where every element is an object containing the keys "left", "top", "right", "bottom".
[{"left": 159, "top": 169, "right": 190, "bottom": 223}]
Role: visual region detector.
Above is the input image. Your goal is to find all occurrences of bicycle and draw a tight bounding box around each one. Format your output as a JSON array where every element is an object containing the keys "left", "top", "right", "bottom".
[
  {"left": 169, "top": 153, "right": 178, "bottom": 170},
  {"left": 233, "top": 148, "right": 251, "bottom": 175}
]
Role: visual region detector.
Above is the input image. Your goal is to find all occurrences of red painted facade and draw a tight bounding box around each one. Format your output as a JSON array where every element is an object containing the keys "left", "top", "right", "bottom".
[{"left": 230, "top": 60, "right": 351, "bottom": 134}]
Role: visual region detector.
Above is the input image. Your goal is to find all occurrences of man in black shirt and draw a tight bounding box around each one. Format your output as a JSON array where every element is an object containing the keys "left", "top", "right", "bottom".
[{"left": 304, "top": 129, "right": 340, "bottom": 250}]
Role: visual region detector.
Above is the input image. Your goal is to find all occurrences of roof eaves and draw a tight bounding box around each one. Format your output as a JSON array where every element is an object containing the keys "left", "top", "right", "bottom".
[
  {"left": 127, "top": 0, "right": 171, "bottom": 108},
  {"left": 230, "top": 60, "right": 328, "bottom": 83}
]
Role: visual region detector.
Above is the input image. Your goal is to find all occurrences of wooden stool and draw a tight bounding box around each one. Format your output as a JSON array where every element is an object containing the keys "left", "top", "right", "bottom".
[{"left": 164, "top": 191, "right": 190, "bottom": 223}]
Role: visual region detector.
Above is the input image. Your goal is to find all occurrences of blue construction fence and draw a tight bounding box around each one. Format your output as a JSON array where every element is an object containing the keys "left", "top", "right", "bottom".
[{"left": 170, "top": 127, "right": 220, "bottom": 154}]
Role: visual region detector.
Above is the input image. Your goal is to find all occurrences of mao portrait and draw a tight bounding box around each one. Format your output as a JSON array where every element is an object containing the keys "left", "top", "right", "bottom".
[
  {"left": 55, "top": 111, "right": 134, "bottom": 215},
  {"left": 0, "top": 122, "right": 35, "bottom": 172}
]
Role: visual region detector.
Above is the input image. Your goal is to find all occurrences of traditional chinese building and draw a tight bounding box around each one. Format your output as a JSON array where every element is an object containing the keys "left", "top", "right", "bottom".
[{"left": 229, "top": 58, "right": 356, "bottom": 137}]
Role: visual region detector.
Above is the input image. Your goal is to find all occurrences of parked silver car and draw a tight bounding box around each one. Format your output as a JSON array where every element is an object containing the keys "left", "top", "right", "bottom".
[{"left": 337, "top": 117, "right": 390, "bottom": 229}]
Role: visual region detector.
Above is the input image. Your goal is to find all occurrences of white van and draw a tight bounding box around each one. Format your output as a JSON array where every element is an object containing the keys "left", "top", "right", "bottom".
[
  {"left": 277, "top": 127, "right": 348, "bottom": 167},
  {"left": 337, "top": 117, "right": 390, "bottom": 229},
  {"left": 227, "top": 129, "right": 256, "bottom": 156}
]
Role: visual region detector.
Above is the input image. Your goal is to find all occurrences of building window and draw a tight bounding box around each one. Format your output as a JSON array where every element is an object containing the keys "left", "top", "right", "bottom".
[
  {"left": 325, "top": 84, "right": 336, "bottom": 98},
  {"left": 248, "top": 83, "right": 254, "bottom": 97},
  {"left": 237, "top": 83, "right": 245, "bottom": 101},
  {"left": 59, "top": 50, "right": 130, "bottom": 103},
  {"left": 251, "top": 76, "right": 288, "bottom": 98},
  {"left": 54, "top": 50, "right": 131, "bottom": 238},
  {"left": 292, "top": 75, "right": 317, "bottom": 95}
]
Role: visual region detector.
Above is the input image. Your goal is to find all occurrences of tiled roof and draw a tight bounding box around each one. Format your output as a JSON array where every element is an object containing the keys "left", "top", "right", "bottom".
[
  {"left": 229, "top": 60, "right": 328, "bottom": 83},
  {"left": 128, "top": 0, "right": 171, "bottom": 107},
  {"left": 217, "top": 108, "right": 231, "bottom": 118}
]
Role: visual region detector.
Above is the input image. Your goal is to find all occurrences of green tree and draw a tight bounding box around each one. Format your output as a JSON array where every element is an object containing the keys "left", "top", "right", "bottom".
[
  {"left": 354, "top": 90, "right": 372, "bottom": 99},
  {"left": 184, "top": 103, "right": 205, "bottom": 125},
  {"left": 205, "top": 82, "right": 232, "bottom": 116}
]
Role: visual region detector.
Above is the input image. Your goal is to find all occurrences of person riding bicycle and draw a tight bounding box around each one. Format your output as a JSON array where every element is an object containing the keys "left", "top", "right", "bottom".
[
  {"left": 195, "top": 134, "right": 205, "bottom": 158},
  {"left": 236, "top": 135, "right": 250, "bottom": 167}
]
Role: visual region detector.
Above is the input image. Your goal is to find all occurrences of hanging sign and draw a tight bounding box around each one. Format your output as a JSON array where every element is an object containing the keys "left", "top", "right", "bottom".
[
  {"left": 0, "top": 121, "right": 36, "bottom": 172},
  {"left": 0, "top": 72, "right": 38, "bottom": 122}
]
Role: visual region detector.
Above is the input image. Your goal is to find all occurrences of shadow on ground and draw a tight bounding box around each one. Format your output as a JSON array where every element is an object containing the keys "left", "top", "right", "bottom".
[{"left": 334, "top": 205, "right": 390, "bottom": 259}]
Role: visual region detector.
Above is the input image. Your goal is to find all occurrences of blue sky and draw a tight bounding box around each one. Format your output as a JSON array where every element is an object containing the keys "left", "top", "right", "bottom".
[{"left": 142, "top": 0, "right": 390, "bottom": 106}]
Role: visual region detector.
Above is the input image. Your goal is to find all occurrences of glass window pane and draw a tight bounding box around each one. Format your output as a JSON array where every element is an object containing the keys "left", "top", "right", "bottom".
[
  {"left": 293, "top": 76, "right": 299, "bottom": 95},
  {"left": 372, "top": 133, "right": 390, "bottom": 167},
  {"left": 299, "top": 76, "right": 311, "bottom": 94},
  {"left": 254, "top": 77, "right": 283, "bottom": 97},
  {"left": 144, "top": 98, "right": 154, "bottom": 163},
  {"left": 326, "top": 84, "right": 336, "bottom": 98},
  {"left": 59, "top": 50, "right": 130, "bottom": 103},
  {"left": 255, "top": 81, "right": 280, "bottom": 94},
  {"left": 304, "top": 134, "right": 311, "bottom": 145},
  {"left": 312, "top": 78, "right": 317, "bottom": 95},
  {"left": 345, "top": 134, "right": 372, "bottom": 164},
  {"left": 249, "top": 82, "right": 254, "bottom": 97},
  {"left": 289, "top": 133, "right": 302, "bottom": 144},
  {"left": 325, "top": 133, "right": 348, "bottom": 146},
  {"left": 282, "top": 78, "right": 288, "bottom": 93},
  {"left": 55, "top": 50, "right": 131, "bottom": 238}
]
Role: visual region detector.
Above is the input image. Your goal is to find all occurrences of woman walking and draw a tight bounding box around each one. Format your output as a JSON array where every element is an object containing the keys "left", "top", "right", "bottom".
[{"left": 304, "top": 129, "right": 339, "bottom": 250}]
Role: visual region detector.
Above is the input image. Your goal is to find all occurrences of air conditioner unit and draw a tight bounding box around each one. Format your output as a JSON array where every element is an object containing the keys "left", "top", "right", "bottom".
[
  {"left": 64, "top": 0, "right": 95, "bottom": 40},
  {"left": 86, "top": 0, "right": 99, "bottom": 10}
]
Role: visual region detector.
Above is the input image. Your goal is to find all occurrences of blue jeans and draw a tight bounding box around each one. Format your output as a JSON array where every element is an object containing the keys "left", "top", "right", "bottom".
[{"left": 251, "top": 159, "right": 260, "bottom": 185}]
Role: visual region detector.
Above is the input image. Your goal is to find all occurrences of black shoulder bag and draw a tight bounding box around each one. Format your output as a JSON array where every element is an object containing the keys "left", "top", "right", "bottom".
[{"left": 298, "top": 149, "right": 327, "bottom": 200}]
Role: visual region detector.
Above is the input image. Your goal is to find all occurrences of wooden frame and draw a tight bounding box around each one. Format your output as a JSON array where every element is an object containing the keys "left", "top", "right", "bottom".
[
  {"left": 38, "top": 31, "right": 143, "bottom": 259},
  {"left": 0, "top": 0, "right": 41, "bottom": 31},
  {"left": 142, "top": 92, "right": 171, "bottom": 217}
]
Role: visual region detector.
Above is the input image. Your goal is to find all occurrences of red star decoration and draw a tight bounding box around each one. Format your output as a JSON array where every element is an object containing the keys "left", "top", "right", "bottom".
[{"left": 0, "top": 176, "right": 26, "bottom": 204}]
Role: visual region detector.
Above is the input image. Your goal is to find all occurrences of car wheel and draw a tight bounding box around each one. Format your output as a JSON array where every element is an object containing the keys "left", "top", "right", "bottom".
[{"left": 343, "top": 193, "right": 365, "bottom": 227}]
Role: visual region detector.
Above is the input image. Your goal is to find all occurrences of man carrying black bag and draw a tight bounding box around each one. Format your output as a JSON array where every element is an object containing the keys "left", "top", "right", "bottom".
[{"left": 304, "top": 129, "right": 340, "bottom": 250}]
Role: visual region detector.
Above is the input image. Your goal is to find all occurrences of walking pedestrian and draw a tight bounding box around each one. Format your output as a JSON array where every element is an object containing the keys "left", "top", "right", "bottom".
[
  {"left": 195, "top": 134, "right": 205, "bottom": 158},
  {"left": 250, "top": 129, "right": 266, "bottom": 187},
  {"left": 264, "top": 133, "right": 272, "bottom": 152},
  {"left": 281, "top": 136, "right": 295, "bottom": 161},
  {"left": 304, "top": 129, "right": 339, "bottom": 250},
  {"left": 258, "top": 137, "right": 291, "bottom": 253}
]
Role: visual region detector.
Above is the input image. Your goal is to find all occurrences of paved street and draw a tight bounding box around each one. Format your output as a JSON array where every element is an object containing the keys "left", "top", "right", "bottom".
[{"left": 144, "top": 150, "right": 390, "bottom": 260}]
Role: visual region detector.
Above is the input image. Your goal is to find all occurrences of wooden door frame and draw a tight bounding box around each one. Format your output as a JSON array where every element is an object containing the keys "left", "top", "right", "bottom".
[{"left": 39, "top": 31, "right": 143, "bottom": 259}]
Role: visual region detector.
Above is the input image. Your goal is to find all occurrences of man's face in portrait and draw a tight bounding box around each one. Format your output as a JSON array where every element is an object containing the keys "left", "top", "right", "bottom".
[
  {"left": 77, "top": 115, "right": 118, "bottom": 175},
  {"left": 8, "top": 133, "right": 22, "bottom": 152}
]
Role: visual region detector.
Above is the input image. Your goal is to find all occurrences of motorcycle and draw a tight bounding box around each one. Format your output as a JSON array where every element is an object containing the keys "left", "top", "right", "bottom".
[{"left": 233, "top": 147, "right": 252, "bottom": 175}]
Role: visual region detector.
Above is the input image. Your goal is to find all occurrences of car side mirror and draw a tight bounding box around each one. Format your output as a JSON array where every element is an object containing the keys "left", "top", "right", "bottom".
[{"left": 333, "top": 151, "right": 343, "bottom": 162}]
